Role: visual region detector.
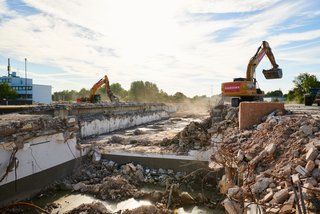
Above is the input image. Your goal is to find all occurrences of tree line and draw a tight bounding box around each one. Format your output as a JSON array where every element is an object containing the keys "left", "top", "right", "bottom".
[
  {"left": 266, "top": 73, "right": 320, "bottom": 103},
  {"left": 52, "top": 80, "right": 200, "bottom": 103},
  {"left": 1, "top": 73, "right": 319, "bottom": 104}
]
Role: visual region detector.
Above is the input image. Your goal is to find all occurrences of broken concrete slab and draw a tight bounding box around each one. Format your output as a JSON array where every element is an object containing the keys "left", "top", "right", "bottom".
[
  {"left": 272, "top": 188, "right": 289, "bottom": 204},
  {"left": 306, "top": 147, "right": 319, "bottom": 161}
]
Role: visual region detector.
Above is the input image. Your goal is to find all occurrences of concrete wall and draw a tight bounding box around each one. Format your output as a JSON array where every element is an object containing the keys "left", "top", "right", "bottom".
[
  {"left": 239, "top": 102, "right": 285, "bottom": 130},
  {"left": 0, "top": 133, "right": 84, "bottom": 186},
  {"left": 80, "top": 111, "right": 169, "bottom": 137}
]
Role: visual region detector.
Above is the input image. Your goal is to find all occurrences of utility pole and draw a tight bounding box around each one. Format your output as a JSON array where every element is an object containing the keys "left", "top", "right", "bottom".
[
  {"left": 7, "top": 58, "right": 10, "bottom": 76},
  {"left": 25, "top": 58, "right": 27, "bottom": 104}
]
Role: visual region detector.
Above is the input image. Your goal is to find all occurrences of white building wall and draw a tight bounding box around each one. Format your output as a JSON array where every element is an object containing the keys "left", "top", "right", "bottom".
[{"left": 32, "top": 84, "right": 52, "bottom": 104}]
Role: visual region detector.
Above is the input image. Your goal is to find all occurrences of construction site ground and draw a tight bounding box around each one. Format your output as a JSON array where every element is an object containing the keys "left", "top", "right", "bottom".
[
  {"left": 1, "top": 103, "right": 320, "bottom": 214},
  {"left": 82, "top": 112, "right": 208, "bottom": 155}
]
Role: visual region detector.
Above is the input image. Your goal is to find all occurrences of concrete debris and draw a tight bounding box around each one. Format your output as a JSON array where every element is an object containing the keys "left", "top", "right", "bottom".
[
  {"left": 49, "top": 157, "right": 219, "bottom": 213},
  {"left": 160, "top": 105, "right": 238, "bottom": 154},
  {"left": 251, "top": 177, "right": 273, "bottom": 195},
  {"left": 222, "top": 198, "right": 243, "bottom": 214},
  {"left": 179, "top": 192, "right": 195, "bottom": 205},
  {"left": 207, "top": 105, "right": 320, "bottom": 214},
  {"left": 122, "top": 205, "right": 171, "bottom": 214},
  {"left": 295, "top": 165, "right": 308, "bottom": 177},
  {"left": 65, "top": 202, "right": 112, "bottom": 214},
  {"left": 92, "top": 148, "right": 102, "bottom": 163},
  {"left": 300, "top": 124, "right": 313, "bottom": 136},
  {"left": 0, "top": 113, "right": 79, "bottom": 147},
  {"left": 306, "top": 147, "right": 319, "bottom": 161},
  {"left": 272, "top": 188, "right": 289, "bottom": 204}
]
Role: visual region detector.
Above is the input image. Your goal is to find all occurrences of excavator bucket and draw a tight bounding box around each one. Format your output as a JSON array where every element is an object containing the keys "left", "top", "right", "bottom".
[{"left": 262, "top": 68, "right": 282, "bottom": 79}]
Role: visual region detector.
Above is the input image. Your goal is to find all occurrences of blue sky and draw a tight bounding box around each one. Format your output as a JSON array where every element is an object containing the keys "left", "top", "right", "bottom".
[{"left": 0, "top": 0, "right": 319, "bottom": 96}]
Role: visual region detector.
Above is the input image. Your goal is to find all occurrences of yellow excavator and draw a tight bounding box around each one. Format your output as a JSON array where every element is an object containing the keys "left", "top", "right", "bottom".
[
  {"left": 77, "top": 75, "right": 119, "bottom": 103},
  {"left": 221, "top": 41, "right": 282, "bottom": 107}
]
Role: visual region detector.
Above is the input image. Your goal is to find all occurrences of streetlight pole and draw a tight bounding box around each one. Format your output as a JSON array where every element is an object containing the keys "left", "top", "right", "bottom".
[{"left": 25, "top": 58, "right": 27, "bottom": 104}]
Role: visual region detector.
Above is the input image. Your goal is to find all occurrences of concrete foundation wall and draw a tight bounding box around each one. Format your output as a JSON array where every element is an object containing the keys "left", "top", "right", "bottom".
[
  {"left": 80, "top": 111, "right": 169, "bottom": 138},
  {"left": 239, "top": 102, "right": 285, "bottom": 130},
  {"left": 0, "top": 133, "right": 84, "bottom": 186}
]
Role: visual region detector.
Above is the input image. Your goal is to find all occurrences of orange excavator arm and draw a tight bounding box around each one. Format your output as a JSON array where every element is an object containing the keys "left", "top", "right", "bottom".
[
  {"left": 89, "top": 75, "right": 119, "bottom": 103},
  {"left": 246, "top": 41, "right": 282, "bottom": 82}
]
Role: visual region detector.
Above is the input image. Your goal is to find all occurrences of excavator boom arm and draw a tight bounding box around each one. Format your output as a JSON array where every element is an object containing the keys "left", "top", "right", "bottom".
[{"left": 246, "top": 41, "right": 282, "bottom": 81}]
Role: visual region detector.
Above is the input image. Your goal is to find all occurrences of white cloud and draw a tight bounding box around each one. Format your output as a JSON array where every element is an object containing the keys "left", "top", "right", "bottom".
[
  {"left": 184, "top": 0, "right": 280, "bottom": 13},
  {"left": 0, "top": 0, "right": 318, "bottom": 96}
]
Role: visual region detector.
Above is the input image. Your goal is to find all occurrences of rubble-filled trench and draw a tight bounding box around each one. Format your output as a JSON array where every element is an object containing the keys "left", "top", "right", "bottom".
[{"left": 1, "top": 102, "right": 320, "bottom": 214}]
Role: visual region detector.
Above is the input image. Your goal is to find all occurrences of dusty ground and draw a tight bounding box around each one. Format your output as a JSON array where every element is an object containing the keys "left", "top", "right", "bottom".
[{"left": 83, "top": 115, "right": 206, "bottom": 155}]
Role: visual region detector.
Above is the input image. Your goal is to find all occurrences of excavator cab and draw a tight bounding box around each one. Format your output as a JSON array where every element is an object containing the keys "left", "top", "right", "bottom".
[
  {"left": 262, "top": 68, "right": 282, "bottom": 79},
  {"left": 93, "top": 94, "right": 101, "bottom": 103}
]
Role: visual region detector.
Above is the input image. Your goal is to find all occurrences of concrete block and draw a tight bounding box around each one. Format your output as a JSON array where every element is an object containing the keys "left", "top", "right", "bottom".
[
  {"left": 251, "top": 177, "right": 273, "bottom": 194},
  {"left": 239, "top": 102, "right": 284, "bottom": 130},
  {"left": 305, "top": 160, "right": 315, "bottom": 172},
  {"left": 262, "top": 191, "right": 273, "bottom": 202},
  {"left": 295, "top": 165, "right": 308, "bottom": 177},
  {"left": 227, "top": 186, "right": 243, "bottom": 199},
  {"left": 279, "top": 194, "right": 295, "bottom": 214},
  {"left": 306, "top": 147, "right": 318, "bottom": 161},
  {"left": 273, "top": 188, "right": 289, "bottom": 204},
  {"left": 245, "top": 203, "right": 264, "bottom": 214},
  {"left": 282, "top": 164, "right": 291, "bottom": 176},
  {"left": 313, "top": 140, "right": 320, "bottom": 149},
  {"left": 302, "top": 183, "right": 314, "bottom": 194},
  {"left": 291, "top": 174, "right": 300, "bottom": 184},
  {"left": 304, "top": 178, "right": 317, "bottom": 186},
  {"left": 300, "top": 125, "right": 313, "bottom": 136},
  {"left": 265, "top": 143, "right": 276, "bottom": 154},
  {"left": 222, "top": 198, "right": 242, "bottom": 214}
]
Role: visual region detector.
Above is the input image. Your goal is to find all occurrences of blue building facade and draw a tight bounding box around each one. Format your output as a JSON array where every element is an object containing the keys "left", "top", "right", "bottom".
[{"left": 0, "top": 72, "right": 33, "bottom": 103}]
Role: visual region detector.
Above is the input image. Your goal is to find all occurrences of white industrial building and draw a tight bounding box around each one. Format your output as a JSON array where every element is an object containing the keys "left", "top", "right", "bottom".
[
  {"left": 0, "top": 72, "right": 52, "bottom": 104},
  {"left": 32, "top": 84, "right": 52, "bottom": 104}
]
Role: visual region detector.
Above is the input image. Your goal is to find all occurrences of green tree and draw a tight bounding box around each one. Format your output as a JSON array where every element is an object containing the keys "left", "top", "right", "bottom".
[
  {"left": 129, "top": 81, "right": 145, "bottom": 101},
  {"left": 144, "top": 81, "right": 159, "bottom": 102},
  {"left": 53, "top": 90, "right": 78, "bottom": 101},
  {"left": 0, "top": 83, "right": 18, "bottom": 100},
  {"left": 158, "top": 90, "right": 169, "bottom": 102},
  {"left": 172, "top": 92, "right": 187, "bottom": 102},
  {"left": 291, "top": 73, "right": 320, "bottom": 103},
  {"left": 110, "top": 83, "right": 128, "bottom": 99},
  {"left": 265, "top": 89, "right": 283, "bottom": 97},
  {"left": 78, "top": 88, "right": 90, "bottom": 97}
]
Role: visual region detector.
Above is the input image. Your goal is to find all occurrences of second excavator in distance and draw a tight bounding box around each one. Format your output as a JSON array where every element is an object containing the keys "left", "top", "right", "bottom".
[
  {"left": 77, "top": 75, "right": 119, "bottom": 103},
  {"left": 221, "top": 41, "right": 283, "bottom": 107}
]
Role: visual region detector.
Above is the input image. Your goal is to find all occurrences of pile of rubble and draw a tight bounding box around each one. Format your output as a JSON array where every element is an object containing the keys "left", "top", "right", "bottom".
[
  {"left": 0, "top": 113, "right": 78, "bottom": 154},
  {"left": 65, "top": 202, "right": 170, "bottom": 214},
  {"left": 157, "top": 103, "right": 320, "bottom": 213},
  {"left": 40, "top": 157, "right": 221, "bottom": 213},
  {"left": 210, "top": 108, "right": 320, "bottom": 213},
  {"left": 160, "top": 105, "right": 238, "bottom": 154}
]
